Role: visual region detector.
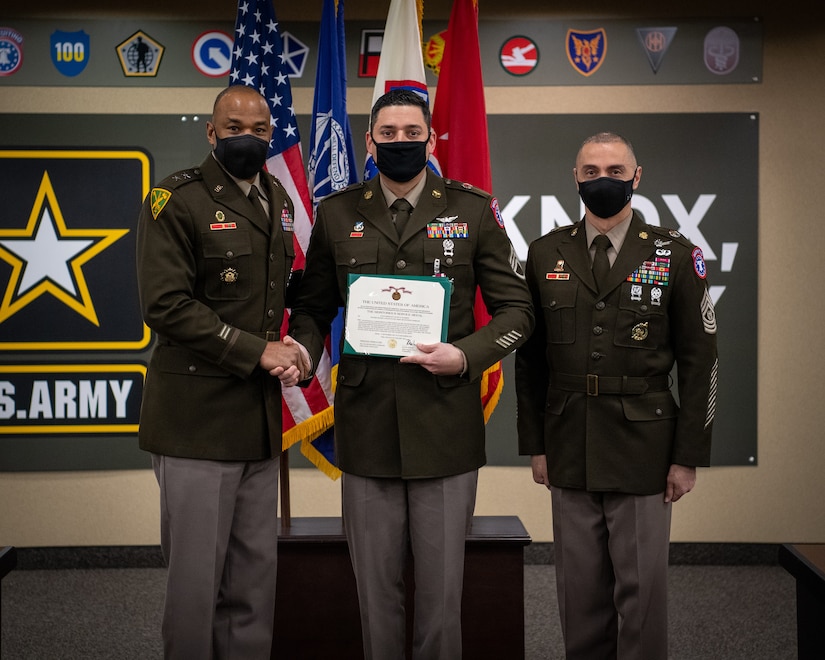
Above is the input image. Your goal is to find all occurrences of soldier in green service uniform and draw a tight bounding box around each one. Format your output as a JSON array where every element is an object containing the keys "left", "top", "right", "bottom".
[
  {"left": 516, "top": 132, "right": 719, "bottom": 659},
  {"left": 287, "top": 89, "right": 534, "bottom": 659},
  {"left": 135, "top": 85, "right": 307, "bottom": 659}
]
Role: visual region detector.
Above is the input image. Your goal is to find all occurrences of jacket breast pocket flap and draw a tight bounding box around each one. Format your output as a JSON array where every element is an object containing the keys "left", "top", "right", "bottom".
[
  {"left": 334, "top": 238, "right": 379, "bottom": 269},
  {"left": 201, "top": 229, "right": 253, "bottom": 259}
]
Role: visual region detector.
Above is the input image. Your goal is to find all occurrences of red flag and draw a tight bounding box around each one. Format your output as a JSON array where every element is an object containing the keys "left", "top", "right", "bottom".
[
  {"left": 431, "top": 0, "right": 491, "bottom": 191},
  {"left": 430, "top": 0, "right": 502, "bottom": 421}
]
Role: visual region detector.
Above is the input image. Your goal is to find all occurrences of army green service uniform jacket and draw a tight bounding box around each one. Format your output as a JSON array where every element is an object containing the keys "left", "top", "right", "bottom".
[
  {"left": 289, "top": 170, "right": 534, "bottom": 479},
  {"left": 515, "top": 212, "right": 718, "bottom": 495},
  {"left": 136, "top": 154, "right": 295, "bottom": 461}
]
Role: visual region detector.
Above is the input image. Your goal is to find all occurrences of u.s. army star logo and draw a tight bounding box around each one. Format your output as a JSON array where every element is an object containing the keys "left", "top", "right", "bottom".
[
  {"left": 0, "top": 148, "right": 150, "bottom": 351},
  {"left": 0, "top": 171, "right": 128, "bottom": 326}
]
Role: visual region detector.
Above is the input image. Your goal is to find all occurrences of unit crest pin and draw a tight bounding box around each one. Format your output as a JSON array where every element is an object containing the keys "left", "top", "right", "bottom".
[{"left": 220, "top": 268, "right": 239, "bottom": 284}]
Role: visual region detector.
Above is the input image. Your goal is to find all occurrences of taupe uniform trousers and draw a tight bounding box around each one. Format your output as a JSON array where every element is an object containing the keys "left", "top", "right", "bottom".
[
  {"left": 153, "top": 454, "right": 280, "bottom": 660},
  {"left": 343, "top": 470, "right": 478, "bottom": 660},
  {"left": 551, "top": 486, "right": 672, "bottom": 660}
]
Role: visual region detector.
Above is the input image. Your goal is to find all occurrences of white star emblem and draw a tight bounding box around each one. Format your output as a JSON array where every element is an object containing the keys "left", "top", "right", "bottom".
[
  {"left": 2, "top": 208, "right": 93, "bottom": 296},
  {"left": 0, "top": 171, "right": 127, "bottom": 325}
]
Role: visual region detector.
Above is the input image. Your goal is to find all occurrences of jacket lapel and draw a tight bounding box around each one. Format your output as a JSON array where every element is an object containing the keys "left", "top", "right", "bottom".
[
  {"left": 557, "top": 222, "right": 598, "bottom": 294},
  {"left": 355, "top": 170, "right": 450, "bottom": 245},
  {"left": 356, "top": 176, "right": 397, "bottom": 243},
  {"left": 260, "top": 174, "right": 292, "bottom": 255},
  {"left": 559, "top": 213, "right": 655, "bottom": 297},
  {"left": 605, "top": 213, "right": 652, "bottom": 293},
  {"left": 201, "top": 155, "right": 271, "bottom": 236},
  {"left": 398, "top": 170, "right": 448, "bottom": 244}
]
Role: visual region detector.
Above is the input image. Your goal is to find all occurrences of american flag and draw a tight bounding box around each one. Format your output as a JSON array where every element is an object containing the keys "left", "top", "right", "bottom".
[{"left": 230, "top": 0, "right": 337, "bottom": 467}]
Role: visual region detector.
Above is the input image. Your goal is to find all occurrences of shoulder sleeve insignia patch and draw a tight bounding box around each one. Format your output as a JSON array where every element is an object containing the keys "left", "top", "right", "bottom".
[
  {"left": 150, "top": 188, "right": 172, "bottom": 220},
  {"left": 692, "top": 246, "right": 708, "bottom": 279},
  {"left": 490, "top": 197, "right": 505, "bottom": 229}
]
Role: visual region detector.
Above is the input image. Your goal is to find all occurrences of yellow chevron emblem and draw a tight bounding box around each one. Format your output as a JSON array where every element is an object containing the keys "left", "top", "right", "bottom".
[{"left": 150, "top": 188, "right": 172, "bottom": 220}]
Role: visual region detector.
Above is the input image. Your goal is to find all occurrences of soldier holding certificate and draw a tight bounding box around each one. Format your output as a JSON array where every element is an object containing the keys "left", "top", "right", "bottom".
[{"left": 287, "top": 89, "right": 534, "bottom": 659}]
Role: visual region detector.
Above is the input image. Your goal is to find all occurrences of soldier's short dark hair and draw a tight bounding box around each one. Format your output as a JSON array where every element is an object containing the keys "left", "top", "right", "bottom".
[{"left": 369, "top": 89, "right": 432, "bottom": 133}]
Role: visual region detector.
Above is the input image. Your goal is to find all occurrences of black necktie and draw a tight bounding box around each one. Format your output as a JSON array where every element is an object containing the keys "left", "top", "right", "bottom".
[
  {"left": 248, "top": 184, "right": 269, "bottom": 223},
  {"left": 391, "top": 198, "right": 413, "bottom": 238},
  {"left": 592, "top": 233, "right": 612, "bottom": 293}
]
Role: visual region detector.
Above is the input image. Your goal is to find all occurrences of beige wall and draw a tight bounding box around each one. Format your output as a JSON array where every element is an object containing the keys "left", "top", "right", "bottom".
[{"left": 2, "top": 1, "right": 824, "bottom": 546}]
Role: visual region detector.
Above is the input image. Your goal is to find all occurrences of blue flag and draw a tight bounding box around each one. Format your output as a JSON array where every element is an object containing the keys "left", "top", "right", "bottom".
[
  {"left": 308, "top": 0, "right": 358, "bottom": 206},
  {"left": 302, "top": 0, "right": 358, "bottom": 478}
]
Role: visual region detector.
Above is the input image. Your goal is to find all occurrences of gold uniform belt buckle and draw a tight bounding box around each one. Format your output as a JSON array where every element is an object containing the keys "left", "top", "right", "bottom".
[{"left": 587, "top": 374, "right": 599, "bottom": 396}]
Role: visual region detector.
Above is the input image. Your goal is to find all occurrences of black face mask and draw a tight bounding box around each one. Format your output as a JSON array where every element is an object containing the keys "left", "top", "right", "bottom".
[
  {"left": 213, "top": 133, "right": 269, "bottom": 180},
  {"left": 373, "top": 139, "right": 429, "bottom": 183},
  {"left": 577, "top": 176, "right": 635, "bottom": 219}
]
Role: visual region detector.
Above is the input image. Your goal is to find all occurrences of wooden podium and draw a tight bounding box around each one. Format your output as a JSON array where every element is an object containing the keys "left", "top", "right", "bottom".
[{"left": 272, "top": 516, "right": 530, "bottom": 659}]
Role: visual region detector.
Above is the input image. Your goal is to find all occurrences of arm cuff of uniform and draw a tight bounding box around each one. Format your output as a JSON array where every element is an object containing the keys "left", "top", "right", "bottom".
[{"left": 293, "top": 338, "right": 314, "bottom": 375}]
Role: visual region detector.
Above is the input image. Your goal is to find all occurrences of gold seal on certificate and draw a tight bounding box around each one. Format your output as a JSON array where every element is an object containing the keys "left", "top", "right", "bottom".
[{"left": 343, "top": 274, "right": 452, "bottom": 357}]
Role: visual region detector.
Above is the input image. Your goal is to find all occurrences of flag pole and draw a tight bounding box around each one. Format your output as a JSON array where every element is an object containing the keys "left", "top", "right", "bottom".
[{"left": 280, "top": 447, "right": 291, "bottom": 528}]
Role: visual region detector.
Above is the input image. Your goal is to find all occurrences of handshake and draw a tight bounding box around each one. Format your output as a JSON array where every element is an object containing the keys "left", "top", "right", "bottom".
[{"left": 259, "top": 335, "right": 311, "bottom": 387}]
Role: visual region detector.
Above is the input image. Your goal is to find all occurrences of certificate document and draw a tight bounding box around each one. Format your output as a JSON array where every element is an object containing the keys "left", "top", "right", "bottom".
[{"left": 343, "top": 274, "right": 452, "bottom": 357}]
